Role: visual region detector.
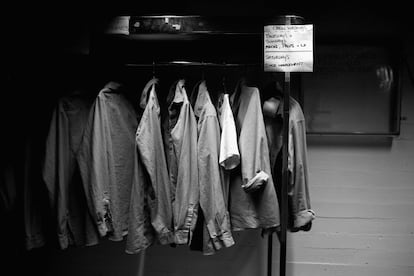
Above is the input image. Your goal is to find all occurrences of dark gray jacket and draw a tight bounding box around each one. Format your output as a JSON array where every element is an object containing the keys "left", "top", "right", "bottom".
[
  {"left": 126, "top": 78, "right": 174, "bottom": 254},
  {"left": 77, "top": 82, "right": 138, "bottom": 241},
  {"left": 164, "top": 80, "right": 199, "bottom": 245},
  {"left": 263, "top": 96, "right": 315, "bottom": 230},
  {"left": 43, "top": 94, "right": 99, "bottom": 249}
]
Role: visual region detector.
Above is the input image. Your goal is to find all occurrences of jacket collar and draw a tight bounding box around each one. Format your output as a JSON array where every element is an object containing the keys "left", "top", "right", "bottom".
[
  {"left": 103, "top": 81, "right": 123, "bottom": 92},
  {"left": 192, "top": 80, "right": 211, "bottom": 118},
  {"left": 167, "top": 79, "right": 187, "bottom": 108},
  {"left": 230, "top": 78, "right": 247, "bottom": 113},
  {"left": 140, "top": 78, "right": 159, "bottom": 109},
  {"left": 174, "top": 79, "right": 187, "bottom": 104}
]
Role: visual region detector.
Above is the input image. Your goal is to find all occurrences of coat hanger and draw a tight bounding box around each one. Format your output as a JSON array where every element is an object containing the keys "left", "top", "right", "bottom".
[
  {"left": 275, "top": 80, "right": 283, "bottom": 98},
  {"left": 189, "top": 61, "right": 207, "bottom": 107},
  {"left": 140, "top": 78, "right": 159, "bottom": 109},
  {"left": 222, "top": 76, "right": 227, "bottom": 94},
  {"left": 190, "top": 79, "right": 202, "bottom": 108},
  {"left": 262, "top": 79, "right": 283, "bottom": 102},
  {"left": 201, "top": 61, "right": 205, "bottom": 81},
  {"left": 222, "top": 61, "right": 228, "bottom": 94}
]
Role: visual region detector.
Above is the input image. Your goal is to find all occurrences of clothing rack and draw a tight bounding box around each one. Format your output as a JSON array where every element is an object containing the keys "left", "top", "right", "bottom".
[
  {"left": 101, "top": 14, "right": 306, "bottom": 276},
  {"left": 125, "top": 59, "right": 289, "bottom": 276}
]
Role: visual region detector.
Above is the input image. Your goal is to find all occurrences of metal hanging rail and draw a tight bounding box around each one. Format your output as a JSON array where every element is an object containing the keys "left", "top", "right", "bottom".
[{"left": 125, "top": 61, "right": 262, "bottom": 67}]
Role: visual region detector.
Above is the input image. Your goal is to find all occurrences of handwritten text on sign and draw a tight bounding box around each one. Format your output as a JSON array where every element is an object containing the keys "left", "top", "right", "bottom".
[{"left": 264, "top": 24, "right": 313, "bottom": 72}]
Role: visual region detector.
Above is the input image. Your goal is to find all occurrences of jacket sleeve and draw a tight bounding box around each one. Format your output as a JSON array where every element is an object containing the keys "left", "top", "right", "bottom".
[
  {"left": 125, "top": 143, "right": 154, "bottom": 254},
  {"left": 42, "top": 101, "right": 72, "bottom": 248},
  {"left": 135, "top": 101, "right": 174, "bottom": 245},
  {"left": 290, "top": 118, "right": 315, "bottom": 228},
  {"left": 198, "top": 114, "right": 234, "bottom": 250},
  {"left": 24, "top": 139, "right": 46, "bottom": 250},
  {"left": 219, "top": 95, "right": 240, "bottom": 170},
  {"left": 76, "top": 95, "right": 112, "bottom": 237},
  {"left": 43, "top": 103, "right": 67, "bottom": 209},
  {"left": 238, "top": 91, "right": 271, "bottom": 192}
]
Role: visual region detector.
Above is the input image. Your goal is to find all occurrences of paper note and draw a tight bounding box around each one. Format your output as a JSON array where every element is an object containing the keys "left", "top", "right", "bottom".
[{"left": 264, "top": 24, "right": 313, "bottom": 72}]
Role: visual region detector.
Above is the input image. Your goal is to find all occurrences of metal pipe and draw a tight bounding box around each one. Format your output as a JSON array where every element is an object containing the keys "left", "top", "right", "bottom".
[{"left": 125, "top": 61, "right": 261, "bottom": 67}]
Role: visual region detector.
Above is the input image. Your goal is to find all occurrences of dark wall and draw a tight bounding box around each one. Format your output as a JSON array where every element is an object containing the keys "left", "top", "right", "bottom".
[{"left": 3, "top": 2, "right": 414, "bottom": 275}]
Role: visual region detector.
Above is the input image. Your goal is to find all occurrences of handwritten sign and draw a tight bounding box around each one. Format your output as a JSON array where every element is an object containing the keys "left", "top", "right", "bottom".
[{"left": 264, "top": 24, "right": 313, "bottom": 72}]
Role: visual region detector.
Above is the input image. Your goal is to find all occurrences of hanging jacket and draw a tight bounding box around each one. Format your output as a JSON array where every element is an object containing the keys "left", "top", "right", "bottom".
[
  {"left": 43, "top": 94, "right": 99, "bottom": 249},
  {"left": 190, "top": 81, "right": 234, "bottom": 255},
  {"left": 229, "top": 80, "right": 280, "bottom": 230},
  {"left": 2, "top": 138, "right": 47, "bottom": 251},
  {"left": 77, "top": 82, "right": 138, "bottom": 241},
  {"left": 126, "top": 78, "right": 174, "bottom": 254},
  {"left": 163, "top": 80, "right": 199, "bottom": 245},
  {"left": 263, "top": 96, "right": 315, "bottom": 231}
]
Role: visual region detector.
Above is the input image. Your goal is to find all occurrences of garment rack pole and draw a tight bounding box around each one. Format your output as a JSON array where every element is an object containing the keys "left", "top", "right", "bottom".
[
  {"left": 280, "top": 70, "right": 290, "bottom": 276},
  {"left": 280, "top": 15, "right": 292, "bottom": 276},
  {"left": 263, "top": 15, "right": 304, "bottom": 276}
]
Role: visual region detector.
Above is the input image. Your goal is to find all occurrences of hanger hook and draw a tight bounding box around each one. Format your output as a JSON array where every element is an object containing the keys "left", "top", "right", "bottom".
[
  {"left": 152, "top": 61, "right": 155, "bottom": 77},
  {"left": 201, "top": 61, "right": 205, "bottom": 81}
]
